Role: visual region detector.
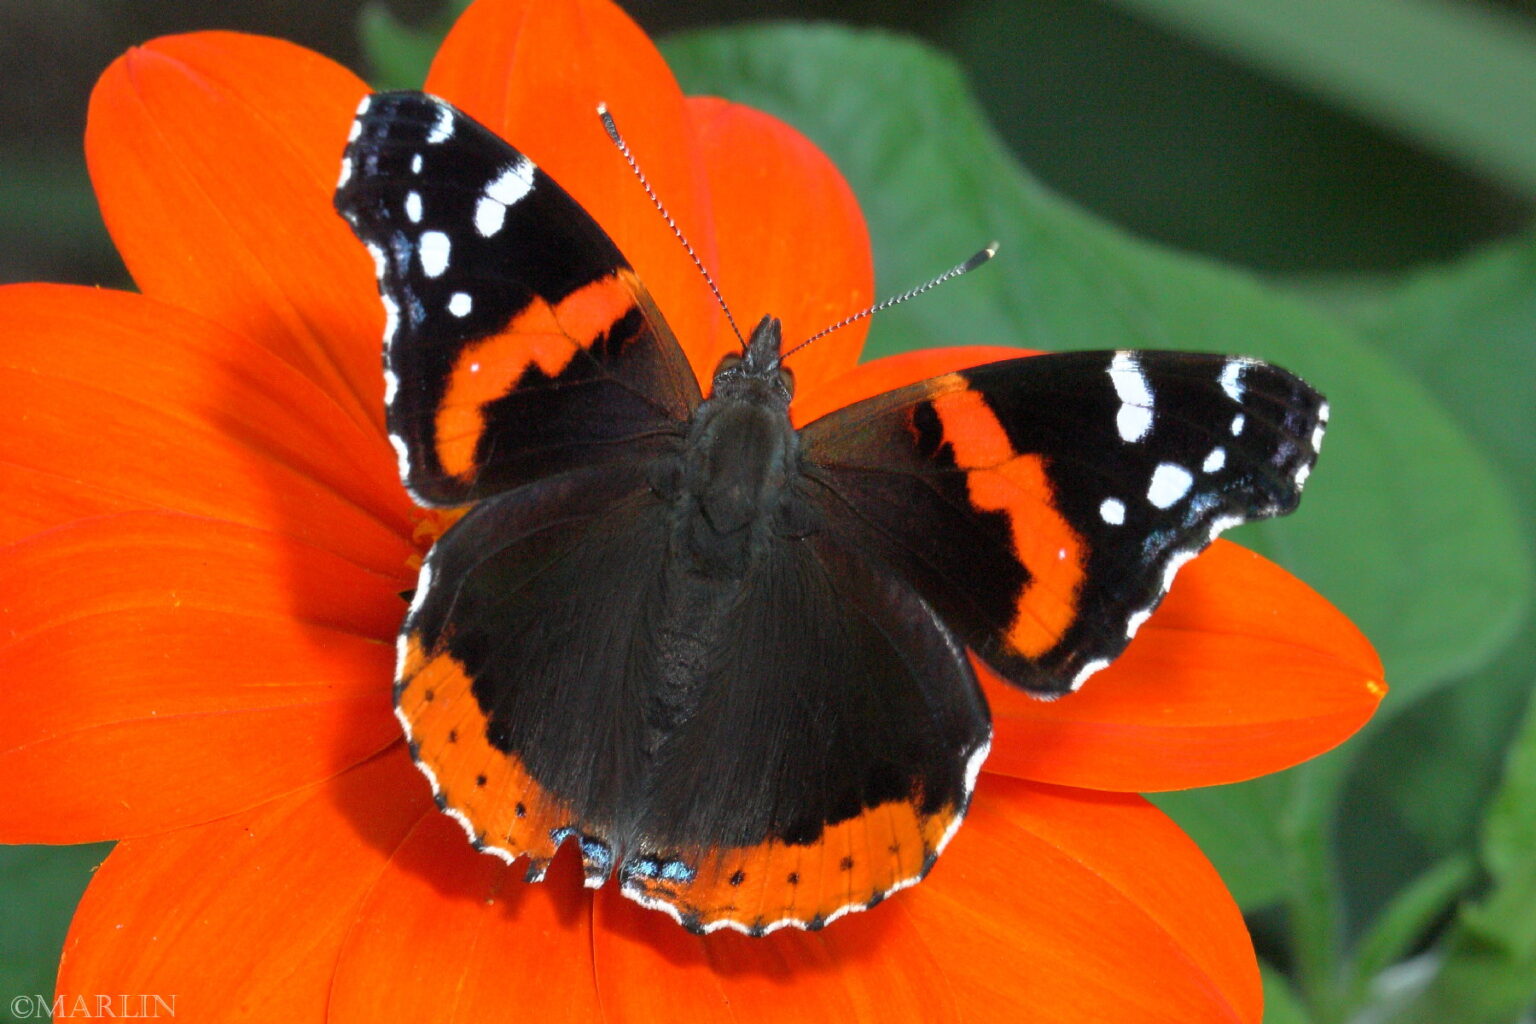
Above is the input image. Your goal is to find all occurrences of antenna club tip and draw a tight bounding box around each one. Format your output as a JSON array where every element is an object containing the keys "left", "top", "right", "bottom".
[
  {"left": 984, "top": 241, "right": 1001, "bottom": 257},
  {"left": 597, "top": 102, "right": 621, "bottom": 143},
  {"left": 961, "top": 244, "right": 999, "bottom": 273}
]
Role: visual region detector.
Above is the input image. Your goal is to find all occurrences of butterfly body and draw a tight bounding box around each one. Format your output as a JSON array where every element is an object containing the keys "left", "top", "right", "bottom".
[
  {"left": 336, "top": 91, "right": 1328, "bottom": 934},
  {"left": 662, "top": 315, "right": 802, "bottom": 582}
]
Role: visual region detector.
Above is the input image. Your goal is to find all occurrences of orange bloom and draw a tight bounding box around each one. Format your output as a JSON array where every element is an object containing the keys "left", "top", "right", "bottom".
[{"left": 0, "top": 0, "right": 1384, "bottom": 1019}]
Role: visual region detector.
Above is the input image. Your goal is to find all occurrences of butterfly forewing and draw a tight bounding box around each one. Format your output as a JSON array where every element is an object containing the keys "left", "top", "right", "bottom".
[
  {"left": 799, "top": 349, "right": 1327, "bottom": 695},
  {"left": 335, "top": 91, "right": 701, "bottom": 506}
]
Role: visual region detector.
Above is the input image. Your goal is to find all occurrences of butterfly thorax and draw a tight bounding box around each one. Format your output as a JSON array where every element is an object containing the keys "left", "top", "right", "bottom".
[{"left": 661, "top": 316, "right": 803, "bottom": 582}]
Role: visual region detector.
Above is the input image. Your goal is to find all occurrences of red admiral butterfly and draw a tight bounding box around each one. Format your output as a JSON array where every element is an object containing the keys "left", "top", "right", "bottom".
[{"left": 335, "top": 92, "right": 1328, "bottom": 935}]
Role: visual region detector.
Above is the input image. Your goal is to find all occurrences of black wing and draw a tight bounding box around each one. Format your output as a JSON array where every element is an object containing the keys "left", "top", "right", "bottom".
[
  {"left": 335, "top": 91, "right": 701, "bottom": 506},
  {"left": 798, "top": 349, "right": 1327, "bottom": 696}
]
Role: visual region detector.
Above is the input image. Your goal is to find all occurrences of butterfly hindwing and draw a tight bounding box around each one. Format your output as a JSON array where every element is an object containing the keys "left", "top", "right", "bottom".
[
  {"left": 335, "top": 91, "right": 701, "bottom": 506},
  {"left": 620, "top": 528, "right": 990, "bottom": 933},
  {"left": 799, "top": 349, "right": 1327, "bottom": 695},
  {"left": 396, "top": 457, "right": 991, "bottom": 932}
]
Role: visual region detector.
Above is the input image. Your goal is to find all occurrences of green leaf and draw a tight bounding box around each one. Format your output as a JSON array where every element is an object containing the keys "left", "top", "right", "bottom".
[
  {"left": 1336, "top": 634, "right": 1535, "bottom": 921},
  {"left": 1348, "top": 232, "right": 1536, "bottom": 520},
  {"left": 0, "top": 844, "right": 111, "bottom": 1001},
  {"left": 662, "top": 22, "right": 1530, "bottom": 703},
  {"left": 1100, "top": 0, "right": 1536, "bottom": 198},
  {"left": 1263, "top": 962, "right": 1318, "bottom": 1024},
  {"left": 1322, "top": 230, "right": 1536, "bottom": 940},
  {"left": 357, "top": 1, "right": 468, "bottom": 91},
  {"left": 1380, "top": 687, "right": 1536, "bottom": 1023},
  {"left": 1152, "top": 775, "right": 1292, "bottom": 909},
  {"left": 1345, "top": 853, "right": 1476, "bottom": 1006}
]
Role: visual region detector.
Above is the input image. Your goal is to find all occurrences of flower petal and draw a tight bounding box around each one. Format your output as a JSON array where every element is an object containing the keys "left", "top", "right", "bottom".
[
  {"left": 0, "top": 284, "right": 413, "bottom": 572},
  {"left": 426, "top": 0, "right": 725, "bottom": 382},
  {"left": 57, "top": 752, "right": 429, "bottom": 1023},
  {"left": 590, "top": 775, "right": 1260, "bottom": 1023},
  {"left": 985, "top": 541, "right": 1385, "bottom": 791},
  {"left": 86, "top": 32, "right": 382, "bottom": 431},
  {"left": 687, "top": 97, "right": 875, "bottom": 399},
  {"left": 0, "top": 512, "right": 403, "bottom": 843},
  {"left": 329, "top": 812, "right": 600, "bottom": 1021}
]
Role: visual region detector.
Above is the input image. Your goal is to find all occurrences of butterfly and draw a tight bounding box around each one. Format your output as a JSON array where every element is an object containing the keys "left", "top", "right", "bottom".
[{"left": 335, "top": 91, "right": 1328, "bottom": 936}]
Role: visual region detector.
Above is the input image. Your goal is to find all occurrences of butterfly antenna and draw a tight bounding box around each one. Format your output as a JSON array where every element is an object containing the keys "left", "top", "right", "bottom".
[
  {"left": 597, "top": 103, "right": 746, "bottom": 348},
  {"left": 777, "top": 243, "right": 999, "bottom": 366}
]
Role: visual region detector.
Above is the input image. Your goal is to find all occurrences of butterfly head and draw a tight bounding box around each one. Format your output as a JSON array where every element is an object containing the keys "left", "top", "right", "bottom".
[{"left": 710, "top": 315, "right": 795, "bottom": 407}]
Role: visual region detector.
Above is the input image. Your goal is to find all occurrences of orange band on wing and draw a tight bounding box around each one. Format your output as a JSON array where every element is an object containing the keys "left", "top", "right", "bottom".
[
  {"left": 433, "top": 271, "right": 642, "bottom": 479},
  {"left": 397, "top": 635, "right": 573, "bottom": 873},
  {"left": 624, "top": 797, "right": 961, "bottom": 934},
  {"left": 929, "top": 385, "right": 1086, "bottom": 656}
]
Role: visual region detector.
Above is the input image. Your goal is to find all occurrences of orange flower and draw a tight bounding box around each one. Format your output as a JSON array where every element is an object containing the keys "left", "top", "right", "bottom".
[{"left": 0, "top": 0, "right": 1384, "bottom": 1019}]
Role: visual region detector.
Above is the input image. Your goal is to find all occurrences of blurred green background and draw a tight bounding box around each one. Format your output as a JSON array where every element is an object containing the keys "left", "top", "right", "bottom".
[{"left": 3, "top": 2, "right": 1535, "bottom": 1021}]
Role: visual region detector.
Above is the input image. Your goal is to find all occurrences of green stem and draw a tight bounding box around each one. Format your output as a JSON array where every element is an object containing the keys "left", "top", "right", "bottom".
[{"left": 1281, "top": 760, "right": 1349, "bottom": 1022}]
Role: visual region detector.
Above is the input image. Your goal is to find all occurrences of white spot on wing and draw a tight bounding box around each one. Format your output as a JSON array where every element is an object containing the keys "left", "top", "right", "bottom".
[
  {"left": 1209, "top": 513, "right": 1244, "bottom": 540},
  {"left": 1160, "top": 548, "right": 1199, "bottom": 593},
  {"left": 445, "top": 807, "right": 476, "bottom": 841},
  {"left": 411, "top": 153, "right": 424, "bottom": 175},
  {"left": 427, "top": 103, "right": 454, "bottom": 143},
  {"left": 336, "top": 156, "right": 352, "bottom": 189},
  {"left": 1219, "top": 358, "right": 1250, "bottom": 402},
  {"left": 1117, "top": 405, "right": 1153, "bottom": 443},
  {"left": 365, "top": 242, "right": 387, "bottom": 280},
  {"left": 1070, "top": 658, "right": 1110, "bottom": 691},
  {"left": 1126, "top": 608, "right": 1153, "bottom": 639},
  {"left": 448, "top": 292, "right": 473, "bottom": 317},
  {"left": 1108, "top": 350, "right": 1154, "bottom": 442},
  {"left": 1099, "top": 497, "right": 1126, "bottom": 525},
  {"left": 384, "top": 368, "right": 400, "bottom": 404},
  {"left": 1231, "top": 413, "right": 1246, "bottom": 436},
  {"left": 347, "top": 118, "right": 361, "bottom": 142},
  {"left": 405, "top": 191, "right": 423, "bottom": 223},
  {"left": 418, "top": 231, "right": 451, "bottom": 278},
  {"left": 475, "top": 156, "right": 536, "bottom": 237},
  {"left": 1147, "top": 463, "right": 1193, "bottom": 509},
  {"left": 389, "top": 432, "right": 412, "bottom": 484},
  {"left": 417, "top": 759, "right": 441, "bottom": 797},
  {"left": 489, "top": 156, "right": 536, "bottom": 203},
  {"left": 1202, "top": 447, "right": 1226, "bottom": 474},
  {"left": 1109, "top": 351, "right": 1153, "bottom": 405},
  {"left": 474, "top": 198, "right": 505, "bottom": 238},
  {"left": 409, "top": 561, "right": 434, "bottom": 617},
  {"left": 381, "top": 294, "right": 399, "bottom": 346},
  {"left": 937, "top": 738, "right": 992, "bottom": 853},
  {"left": 1294, "top": 462, "right": 1312, "bottom": 488},
  {"left": 355, "top": 95, "right": 372, "bottom": 117}
]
